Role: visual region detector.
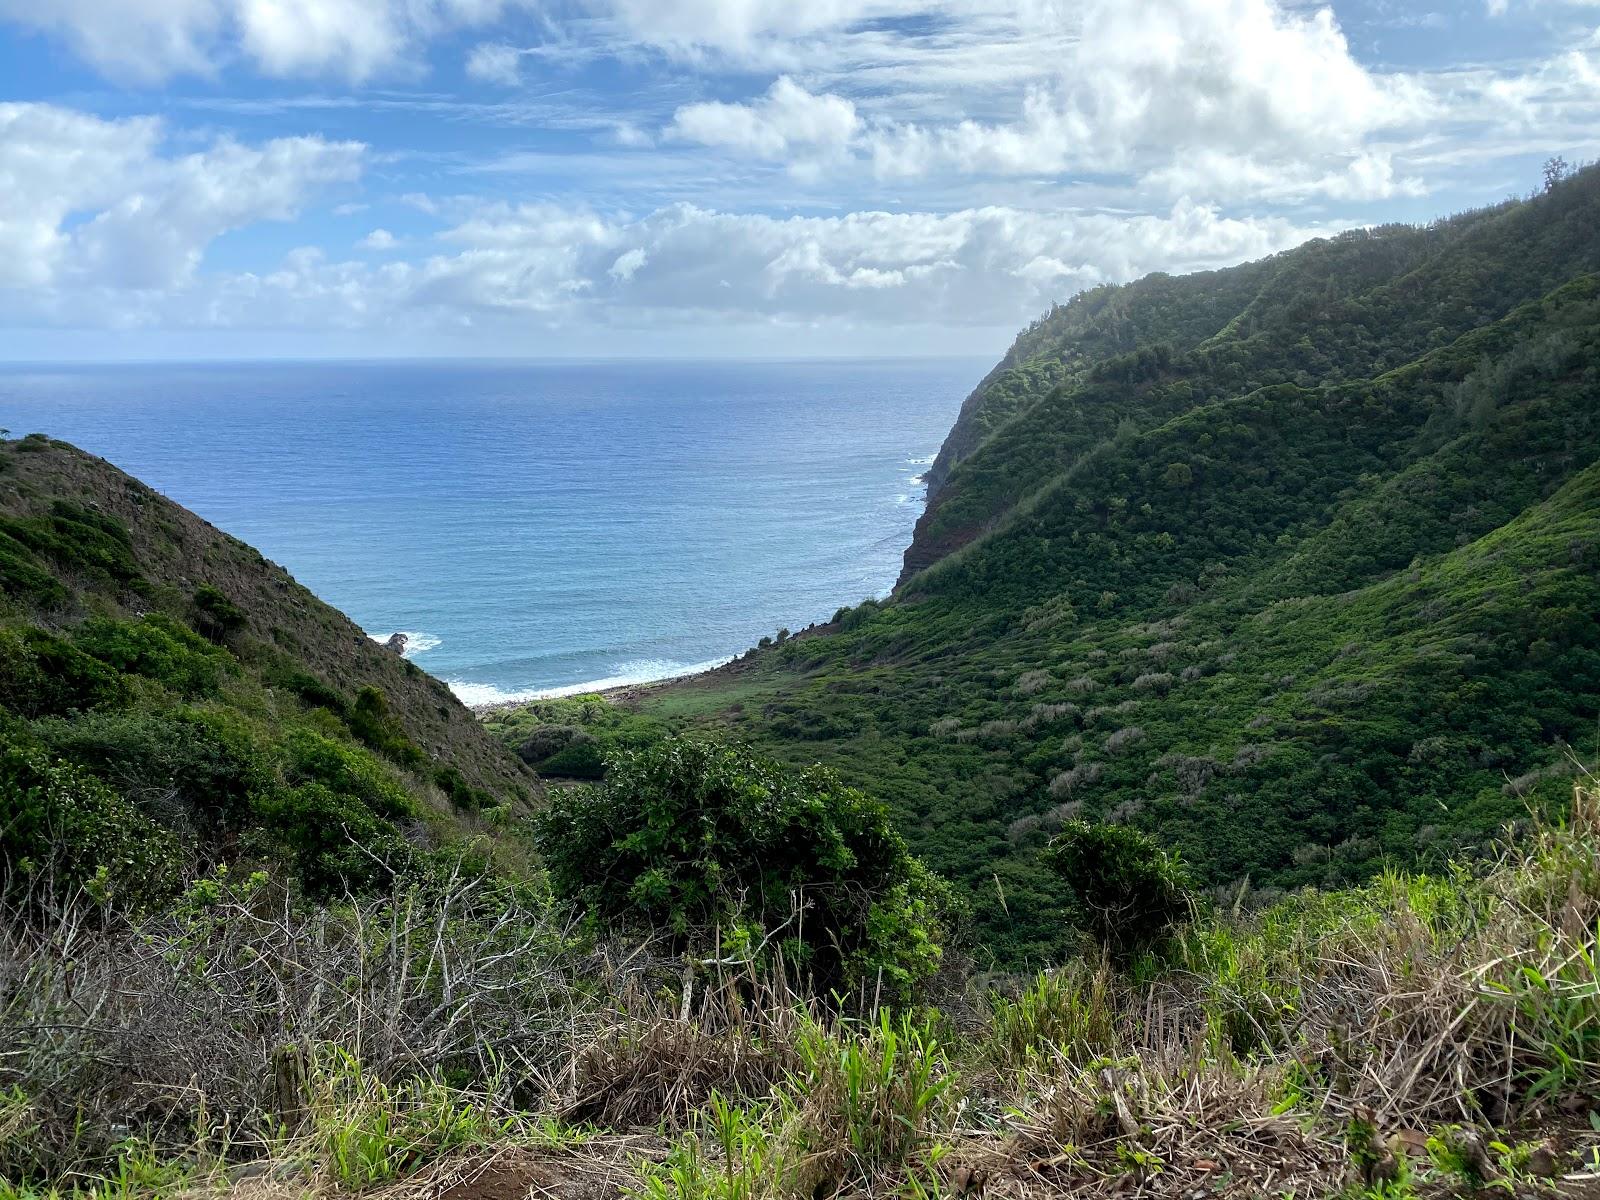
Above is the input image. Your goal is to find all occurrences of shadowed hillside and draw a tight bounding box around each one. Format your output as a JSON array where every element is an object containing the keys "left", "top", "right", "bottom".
[{"left": 0, "top": 434, "right": 536, "bottom": 897}]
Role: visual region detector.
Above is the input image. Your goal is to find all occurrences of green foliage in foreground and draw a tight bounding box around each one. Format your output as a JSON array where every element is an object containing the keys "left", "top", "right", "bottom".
[
  {"left": 1044, "top": 820, "right": 1193, "bottom": 957},
  {"left": 533, "top": 738, "right": 954, "bottom": 995},
  {"left": 3, "top": 788, "right": 1597, "bottom": 1199}
]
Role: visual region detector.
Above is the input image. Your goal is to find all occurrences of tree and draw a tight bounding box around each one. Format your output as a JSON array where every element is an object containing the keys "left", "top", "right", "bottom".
[
  {"left": 1161, "top": 462, "right": 1194, "bottom": 488},
  {"left": 1044, "top": 821, "right": 1193, "bottom": 957},
  {"left": 1543, "top": 156, "right": 1570, "bottom": 193},
  {"left": 532, "top": 737, "right": 953, "bottom": 995}
]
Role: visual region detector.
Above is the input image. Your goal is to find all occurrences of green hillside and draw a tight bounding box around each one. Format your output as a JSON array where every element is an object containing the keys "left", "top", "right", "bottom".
[
  {"left": 0, "top": 436, "right": 537, "bottom": 900},
  {"left": 603, "top": 168, "right": 1600, "bottom": 964}
]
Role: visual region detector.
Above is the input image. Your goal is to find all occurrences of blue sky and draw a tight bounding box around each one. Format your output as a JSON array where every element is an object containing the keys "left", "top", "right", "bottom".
[{"left": 1, "top": 0, "right": 1597, "bottom": 359}]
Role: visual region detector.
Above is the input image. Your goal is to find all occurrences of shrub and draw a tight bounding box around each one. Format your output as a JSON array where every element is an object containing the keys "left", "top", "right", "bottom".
[
  {"left": 347, "top": 686, "right": 426, "bottom": 769},
  {"left": 0, "top": 735, "right": 179, "bottom": 900},
  {"left": 432, "top": 764, "right": 494, "bottom": 812},
  {"left": 251, "top": 780, "right": 408, "bottom": 896},
  {"left": 1104, "top": 725, "right": 1147, "bottom": 754},
  {"left": 0, "top": 501, "right": 142, "bottom": 595},
  {"left": 31, "top": 708, "right": 269, "bottom": 839},
  {"left": 515, "top": 724, "right": 597, "bottom": 770},
  {"left": 532, "top": 738, "right": 952, "bottom": 995},
  {"left": 74, "top": 615, "right": 228, "bottom": 696},
  {"left": 192, "top": 584, "right": 245, "bottom": 641},
  {"left": 535, "top": 736, "right": 605, "bottom": 778},
  {"left": 1044, "top": 820, "right": 1194, "bottom": 956},
  {"left": 272, "top": 666, "right": 348, "bottom": 714},
  {"left": 282, "top": 728, "right": 413, "bottom": 821},
  {"left": 1048, "top": 761, "right": 1102, "bottom": 798},
  {"left": 1014, "top": 669, "right": 1052, "bottom": 695},
  {"left": 0, "top": 626, "right": 126, "bottom": 718},
  {"left": 0, "top": 532, "right": 67, "bottom": 607}
]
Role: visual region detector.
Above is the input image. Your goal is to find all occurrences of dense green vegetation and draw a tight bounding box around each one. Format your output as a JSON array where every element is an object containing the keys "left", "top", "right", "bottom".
[
  {"left": 533, "top": 738, "right": 953, "bottom": 995},
  {"left": 0, "top": 436, "right": 536, "bottom": 902},
  {"left": 565, "top": 165, "right": 1600, "bottom": 965},
  {"left": 486, "top": 692, "right": 673, "bottom": 778}
]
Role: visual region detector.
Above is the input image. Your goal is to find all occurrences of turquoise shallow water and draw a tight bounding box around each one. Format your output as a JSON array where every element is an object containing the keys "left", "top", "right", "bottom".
[{"left": 0, "top": 359, "right": 981, "bottom": 702}]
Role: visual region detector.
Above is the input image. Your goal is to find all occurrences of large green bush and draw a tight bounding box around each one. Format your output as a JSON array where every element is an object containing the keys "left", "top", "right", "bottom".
[
  {"left": 32, "top": 708, "right": 270, "bottom": 838},
  {"left": 532, "top": 738, "right": 953, "bottom": 995},
  {"left": 0, "top": 734, "right": 179, "bottom": 899},
  {"left": 1044, "top": 820, "right": 1194, "bottom": 956},
  {"left": 0, "top": 627, "right": 125, "bottom": 717},
  {"left": 74, "top": 615, "right": 229, "bottom": 696}
]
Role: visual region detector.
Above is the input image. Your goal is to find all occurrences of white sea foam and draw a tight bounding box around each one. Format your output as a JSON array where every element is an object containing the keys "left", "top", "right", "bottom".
[
  {"left": 367, "top": 630, "right": 441, "bottom": 657},
  {"left": 908, "top": 454, "right": 935, "bottom": 465},
  {"left": 446, "top": 680, "right": 547, "bottom": 707},
  {"left": 450, "top": 656, "right": 733, "bottom": 708}
]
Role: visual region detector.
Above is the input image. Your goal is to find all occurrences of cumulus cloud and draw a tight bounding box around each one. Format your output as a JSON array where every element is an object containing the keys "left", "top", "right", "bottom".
[
  {"left": 0, "top": 0, "right": 510, "bottom": 81},
  {"left": 644, "top": 0, "right": 1430, "bottom": 201},
  {"left": 669, "top": 77, "right": 860, "bottom": 159},
  {"left": 880, "top": 0, "right": 1432, "bottom": 199},
  {"left": 9, "top": 187, "right": 1327, "bottom": 340},
  {"left": 0, "top": 103, "right": 362, "bottom": 293}
]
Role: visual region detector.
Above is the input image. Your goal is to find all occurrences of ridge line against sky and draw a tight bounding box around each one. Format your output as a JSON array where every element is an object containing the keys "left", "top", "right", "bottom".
[{"left": 1, "top": 0, "right": 1598, "bottom": 360}]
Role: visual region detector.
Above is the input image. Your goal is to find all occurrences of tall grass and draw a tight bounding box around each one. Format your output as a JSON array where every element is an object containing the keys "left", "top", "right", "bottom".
[{"left": 1, "top": 787, "right": 1596, "bottom": 1198}]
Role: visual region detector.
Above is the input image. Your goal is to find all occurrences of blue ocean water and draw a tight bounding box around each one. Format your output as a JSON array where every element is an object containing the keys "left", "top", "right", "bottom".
[{"left": 0, "top": 359, "right": 981, "bottom": 703}]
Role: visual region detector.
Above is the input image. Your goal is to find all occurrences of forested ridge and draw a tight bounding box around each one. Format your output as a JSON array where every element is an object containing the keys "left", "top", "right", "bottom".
[{"left": 602, "top": 165, "right": 1600, "bottom": 963}]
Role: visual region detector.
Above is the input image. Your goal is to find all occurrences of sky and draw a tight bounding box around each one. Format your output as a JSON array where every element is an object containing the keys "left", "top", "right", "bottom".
[{"left": 1, "top": 0, "right": 1598, "bottom": 360}]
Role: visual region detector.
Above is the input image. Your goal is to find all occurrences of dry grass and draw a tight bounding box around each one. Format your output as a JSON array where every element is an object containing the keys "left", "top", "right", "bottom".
[{"left": 3, "top": 789, "right": 1599, "bottom": 1200}]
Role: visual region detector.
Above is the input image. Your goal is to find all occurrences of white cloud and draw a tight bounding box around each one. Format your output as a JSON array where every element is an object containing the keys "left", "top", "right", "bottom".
[
  {"left": 359, "top": 228, "right": 398, "bottom": 250},
  {"left": 1143, "top": 149, "right": 1426, "bottom": 203},
  {"left": 669, "top": 77, "right": 859, "bottom": 159},
  {"left": 861, "top": 0, "right": 1431, "bottom": 197},
  {"left": 608, "top": 247, "right": 648, "bottom": 280},
  {"left": 0, "top": 0, "right": 224, "bottom": 82},
  {"left": 635, "top": 0, "right": 1431, "bottom": 201},
  {"left": 0, "top": 103, "right": 362, "bottom": 292},
  {"left": 10, "top": 192, "right": 1327, "bottom": 341},
  {"left": 466, "top": 41, "right": 523, "bottom": 84},
  {"left": 0, "top": 0, "right": 511, "bottom": 81},
  {"left": 1481, "top": 34, "right": 1600, "bottom": 120}
]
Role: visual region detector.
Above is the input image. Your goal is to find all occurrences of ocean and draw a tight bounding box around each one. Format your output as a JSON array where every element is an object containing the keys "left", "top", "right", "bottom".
[{"left": 0, "top": 359, "right": 982, "bottom": 703}]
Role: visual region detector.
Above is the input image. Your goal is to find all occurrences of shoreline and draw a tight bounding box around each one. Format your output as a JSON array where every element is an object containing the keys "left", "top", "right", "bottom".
[
  {"left": 465, "top": 616, "right": 839, "bottom": 716},
  {"left": 466, "top": 655, "right": 739, "bottom": 715}
]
